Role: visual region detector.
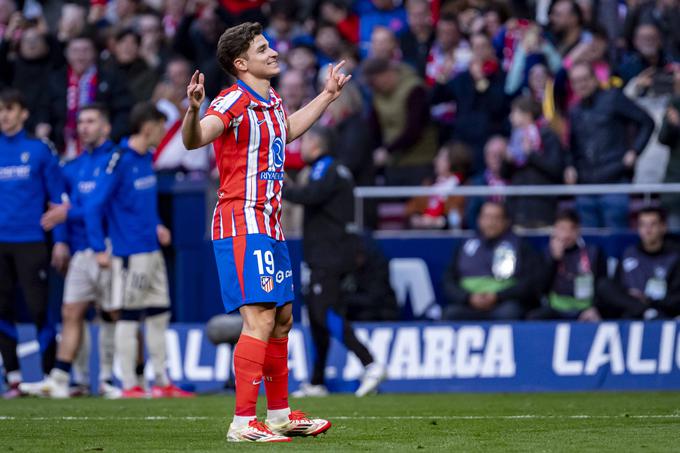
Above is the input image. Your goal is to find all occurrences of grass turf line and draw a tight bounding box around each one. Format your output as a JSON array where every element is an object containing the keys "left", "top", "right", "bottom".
[{"left": 1, "top": 392, "right": 679, "bottom": 452}]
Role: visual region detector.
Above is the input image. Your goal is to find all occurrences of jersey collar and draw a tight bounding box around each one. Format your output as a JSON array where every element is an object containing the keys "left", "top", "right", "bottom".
[{"left": 237, "top": 79, "right": 270, "bottom": 104}]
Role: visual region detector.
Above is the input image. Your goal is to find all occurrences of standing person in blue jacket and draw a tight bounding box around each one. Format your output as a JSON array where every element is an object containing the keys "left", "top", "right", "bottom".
[
  {"left": 0, "top": 89, "right": 70, "bottom": 399},
  {"left": 22, "top": 104, "right": 118, "bottom": 399},
  {"left": 85, "top": 102, "right": 192, "bottom": 399}
]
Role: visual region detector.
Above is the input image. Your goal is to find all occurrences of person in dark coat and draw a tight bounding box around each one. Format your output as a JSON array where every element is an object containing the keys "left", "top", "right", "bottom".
[
  {"left": 564, "top": 62, "right": 655, "bottom": 229},
  {"left": 501, "top": 96, "right": 564, "bottom": 228}
]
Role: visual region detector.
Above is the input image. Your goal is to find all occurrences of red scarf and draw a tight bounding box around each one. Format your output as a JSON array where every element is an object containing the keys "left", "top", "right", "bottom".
[{"left": 65, "top": 66, "right": 98, "bottom": 157}]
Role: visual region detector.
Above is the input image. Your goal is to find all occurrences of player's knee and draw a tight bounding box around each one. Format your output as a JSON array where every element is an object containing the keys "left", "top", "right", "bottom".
[{"left": 243, "top": 315, "right": 275, "bottom": 338}]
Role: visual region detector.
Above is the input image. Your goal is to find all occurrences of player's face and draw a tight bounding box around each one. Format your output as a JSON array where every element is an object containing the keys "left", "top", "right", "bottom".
[
  {"left": 638, "top": 213, "right": 666, "bottom": 249},
  {"left": 146, "top": 119, "right": 166, "bottom": 148},
  {"left": 240, "top": 34, "right": 280, "bottom": 79},
  {"left": 77, "top": 110, "right": 111, "bottom": 148},
  {"left": 0, "top": 102, "right": 28, "bottom": 135}
]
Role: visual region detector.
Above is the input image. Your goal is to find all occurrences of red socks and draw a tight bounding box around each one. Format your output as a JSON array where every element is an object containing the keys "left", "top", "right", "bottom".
[
  {"left": 263, "top": 336, "right": 289, "bottom": 411},
  {"left": 233, "top": 335, "right": 267, "bottom": 417}
]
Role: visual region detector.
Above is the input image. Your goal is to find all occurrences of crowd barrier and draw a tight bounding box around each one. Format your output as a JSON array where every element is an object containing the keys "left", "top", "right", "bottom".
[{"left": 7, "top": 320, "right": 680, "bottom": 393}]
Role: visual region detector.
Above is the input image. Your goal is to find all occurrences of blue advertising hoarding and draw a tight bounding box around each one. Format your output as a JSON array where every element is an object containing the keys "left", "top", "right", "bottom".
[{"left": 6, "top": 320, "right": 680, "bottom": 394}]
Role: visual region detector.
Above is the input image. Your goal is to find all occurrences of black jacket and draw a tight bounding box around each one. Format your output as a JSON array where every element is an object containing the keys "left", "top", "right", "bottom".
[
  {"left": 501, "top": 126, "right": 564, "bottom": 227},
  {"left": 283, "top": 155, "right": 356, "bottom": 269},
  {"left": 567, "top": 88, "right": 654, "bottom": 184},
  {"left": 44, "top": 66, "right": 133, "bottom": 151},
  {"left": 443, "top": 232, "right": 539, "bottom": 308}
]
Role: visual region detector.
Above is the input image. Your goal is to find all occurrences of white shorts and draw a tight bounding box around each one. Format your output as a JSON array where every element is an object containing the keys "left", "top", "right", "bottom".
[
  {"left": 63, "top": 250, "right": 113, "bottom": 310},
  {"left": 111, "top": 251, "right": 170, "bottom": 311}
]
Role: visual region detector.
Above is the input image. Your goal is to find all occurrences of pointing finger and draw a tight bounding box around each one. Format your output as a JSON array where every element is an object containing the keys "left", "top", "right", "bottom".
[
  {"left": 190, "top": 70, "right": 198, "bottom": 85},
  {"left": 198, "top": 72, "right": 205, "bottom": 86}
]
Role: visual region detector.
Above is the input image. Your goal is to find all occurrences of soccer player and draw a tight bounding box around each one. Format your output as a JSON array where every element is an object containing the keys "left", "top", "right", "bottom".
[
  {"left": 85, "top": 102, "right": 192, "bottom": 398},
  {"left": 21, "top": 104, "right": 118, "bottom": 398},
  {"left": 182, "top": 22, "right": 351, "bottom": 442},
  {"left": 0, "top": 89, "right": 69, "bottom": 398}
]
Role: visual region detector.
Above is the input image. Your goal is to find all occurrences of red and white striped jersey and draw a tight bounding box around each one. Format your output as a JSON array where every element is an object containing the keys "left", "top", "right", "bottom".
[{"left": 205, "top": 81, "right": 288, "bottom": 241}]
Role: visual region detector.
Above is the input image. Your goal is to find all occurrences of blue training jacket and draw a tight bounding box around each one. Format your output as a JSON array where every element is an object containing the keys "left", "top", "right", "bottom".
[
  {"left": 58, "top": 140, "right": 116, "bottom": 252},
  {"left": 85, "top": 138, "right": 161, "bottom": 257},
  {"left": 0, "top": 129, "right": 68, "bottom": 243}
]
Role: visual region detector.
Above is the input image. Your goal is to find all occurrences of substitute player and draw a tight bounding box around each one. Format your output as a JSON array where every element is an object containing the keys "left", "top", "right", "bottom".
[
  {"left": 85, "top": 102, "right": 192, "bottom": 399},
  {"left": 182, "top": 22, "right": 351, "bottom": 442},
  {"left": 21, "top": 105, "right": 117, "bottom": 398},
  {"left": 0, "top": 89, "right": 68, "bottom": 398}
]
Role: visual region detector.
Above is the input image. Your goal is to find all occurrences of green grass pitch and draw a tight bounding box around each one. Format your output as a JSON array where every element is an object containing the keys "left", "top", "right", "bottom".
[{"left": 1, "top": 392, "right": 679, "bottom": 452}]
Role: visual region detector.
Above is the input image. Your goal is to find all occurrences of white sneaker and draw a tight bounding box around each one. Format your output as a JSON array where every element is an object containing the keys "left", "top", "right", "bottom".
[
  {"left": 227, "top": 419, "right": 291, "bottom": 442},
  {"left": 291, "top": 383, "right": 329, "bottom": 397},
  {"left": 355, "top": 362, "right": 386, "bottom": 397},
  {"left": 19, "top": 373, "right": 70, "bottom": 399},
  {"left": 99, "top": 380, "right": 122, "bottom": 399},
  {"left": 267, "top": 410, "right": 332, "bottom": 437}
]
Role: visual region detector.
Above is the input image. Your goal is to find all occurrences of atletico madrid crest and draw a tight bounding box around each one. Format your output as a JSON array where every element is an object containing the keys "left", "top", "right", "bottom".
[{"left": 261, "top": 276, "right": 274, "bottom": 293}]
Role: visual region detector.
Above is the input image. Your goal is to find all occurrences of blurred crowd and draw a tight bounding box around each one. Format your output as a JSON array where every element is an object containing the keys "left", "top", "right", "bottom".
[{"left": 1, "top": 0, "right": 680, "bottom": 231}]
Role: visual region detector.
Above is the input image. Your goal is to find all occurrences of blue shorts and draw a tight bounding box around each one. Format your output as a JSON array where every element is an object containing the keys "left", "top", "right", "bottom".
[{"left": 213, "top": 234, "right": 294, "bottom": 313}]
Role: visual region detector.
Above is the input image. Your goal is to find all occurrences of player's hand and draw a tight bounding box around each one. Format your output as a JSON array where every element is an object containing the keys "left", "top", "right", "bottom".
[
  {"left": 187, "top": 70, "right": 205, "bottom": 111},
  {"left": 96, "top": 252, "right": 111, "bottom": 268},
  {"left": 41, "top": 202, "right": 70, "bottom": 231},
  {"left": 323, "top": 60, "right": 352, "bottom": 101},
  {"left": 157, "top": 224, "right": 172, "bottom": 246},
  {"left": 51, "top": 242, "right": 71, "bottom": 275}
]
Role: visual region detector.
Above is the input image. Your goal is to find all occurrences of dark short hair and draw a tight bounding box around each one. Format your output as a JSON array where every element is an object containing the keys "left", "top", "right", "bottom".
[
  {"left": 441, "top": 141, "right": 472, "bottom": 175},
  {"left": 480, "top": 200, "right": 510, "bottom": 220},
  {"left": 548, "top": 0, "right": 584, "bottom": 26},
  {"left": 115, "top": 27, "right": 141, "bottom": 45},
  {"left": 129, "top": 102, "right": 166, "bottom": 134},
  {"left": 361, "top": 57, "right": 393, "bottom": 78},
  {"left": 0, "top": 89, "right": 27, "bottom": 109},
  {"left": 79, "top": 103, "right": 110, "bottom": 123},
  {"left": 216, "top": 22, "right": 264, "bottom": 77},
  {"left": 638, "top": 206, "right": 667, "bottom": 223},
  {"left": 306, "top": 124, "right": 335, "bottom": 155},
  {"left": 511, "top": 96, "right": 542, "bottom": 120},
  {"left": 555, "top": 209, "right": 580, "bottom": 226}
]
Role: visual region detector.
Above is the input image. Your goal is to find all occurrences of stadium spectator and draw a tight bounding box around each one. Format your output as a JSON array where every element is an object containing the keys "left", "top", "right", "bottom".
[
  {"left": 431, "top": 32, "right": 510, "bottom": 172},
  {"left": 106, "top": 28, "right": 160, "bottom": 103},
  {"left": 283, "top": 126, "right": 386, "bottom": 398},
  {"left": 443, "top": 201, "right": 539, "bottom": 320},
  {"left": 264, "top": 0, "right": 310, "bottom": 58},
  {"left": 528, "top": 209, "right": 607, "bottom": 320},
  {"left": 465, "top": 135, "right": 508, "bottom": 229},
  {"left": 363, "top": 57, "right": 437, "bottom": 186},
  {"left": 623, "top": 0, "right": 680, "bottom": 61},
  {"left": 618, "top": 22, "right": 669, "bottom": 84},
  {"left": 624, "top": 64, "right": 677, "bottom": 184},
  {"left": 21, "top": 104, "right": 118, "bottom": 399},
  {"left": 314, "top": 22, "right": 344, "bottom": 67},
  {"left": 0, "top": 22, "right": 62, "bottom": 133},
  {"left": 319, "top": 0, "right": 359, "bottom": 44},
  {"left": 424, "top": 13, "right": 470, "bottom": 87},
  {"left": 399, "top": 0, "right": 434, "bottom": 78},
  {"left": 406, "top": 141, "right": 471, "bottom": 230},
  {"left": 85, "top": 102, "right": 191, "bottom": 398},
  {"left": 278, "top": 69, "right": 312, "bottom": 174},
  {"left": 152, "top": 57, "right": 211, "bottom": 173},
  {"left": 546, "top": 0, "right": 591, "bottom": 57},
  {"left": 368, "top": 25, "right": 401, "bottom": 61},
  {"left": 357, "top": 0, "right": 408, "bottom": 57},
  {"left": 40, "top": 34, "right": 133, "bottom": 157},
  {"left": 500, "top": 96, "right": 564, "bottom": 228},
  {"left": 596, "top": 207, "right": 680, "bottom": 319},
  {"left": 0, "top": 89, "right": 68, "bottom": 398},
  {"left": 565, "top": 62, "right": 655, "bottom": 229},
  {"left": 659, "top": 81, "right": 680, "bottom": 230},
  {"left": 136, "top": 11, "right": 171, "bottom": 71}
]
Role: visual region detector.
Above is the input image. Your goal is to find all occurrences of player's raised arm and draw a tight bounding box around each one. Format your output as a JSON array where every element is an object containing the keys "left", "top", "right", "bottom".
[
  {"left": 286, "top": 60, "right": 352, "bottom": 143},
  {"left": 181, "top": 70, "right": 224, "bottom": 149}
]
